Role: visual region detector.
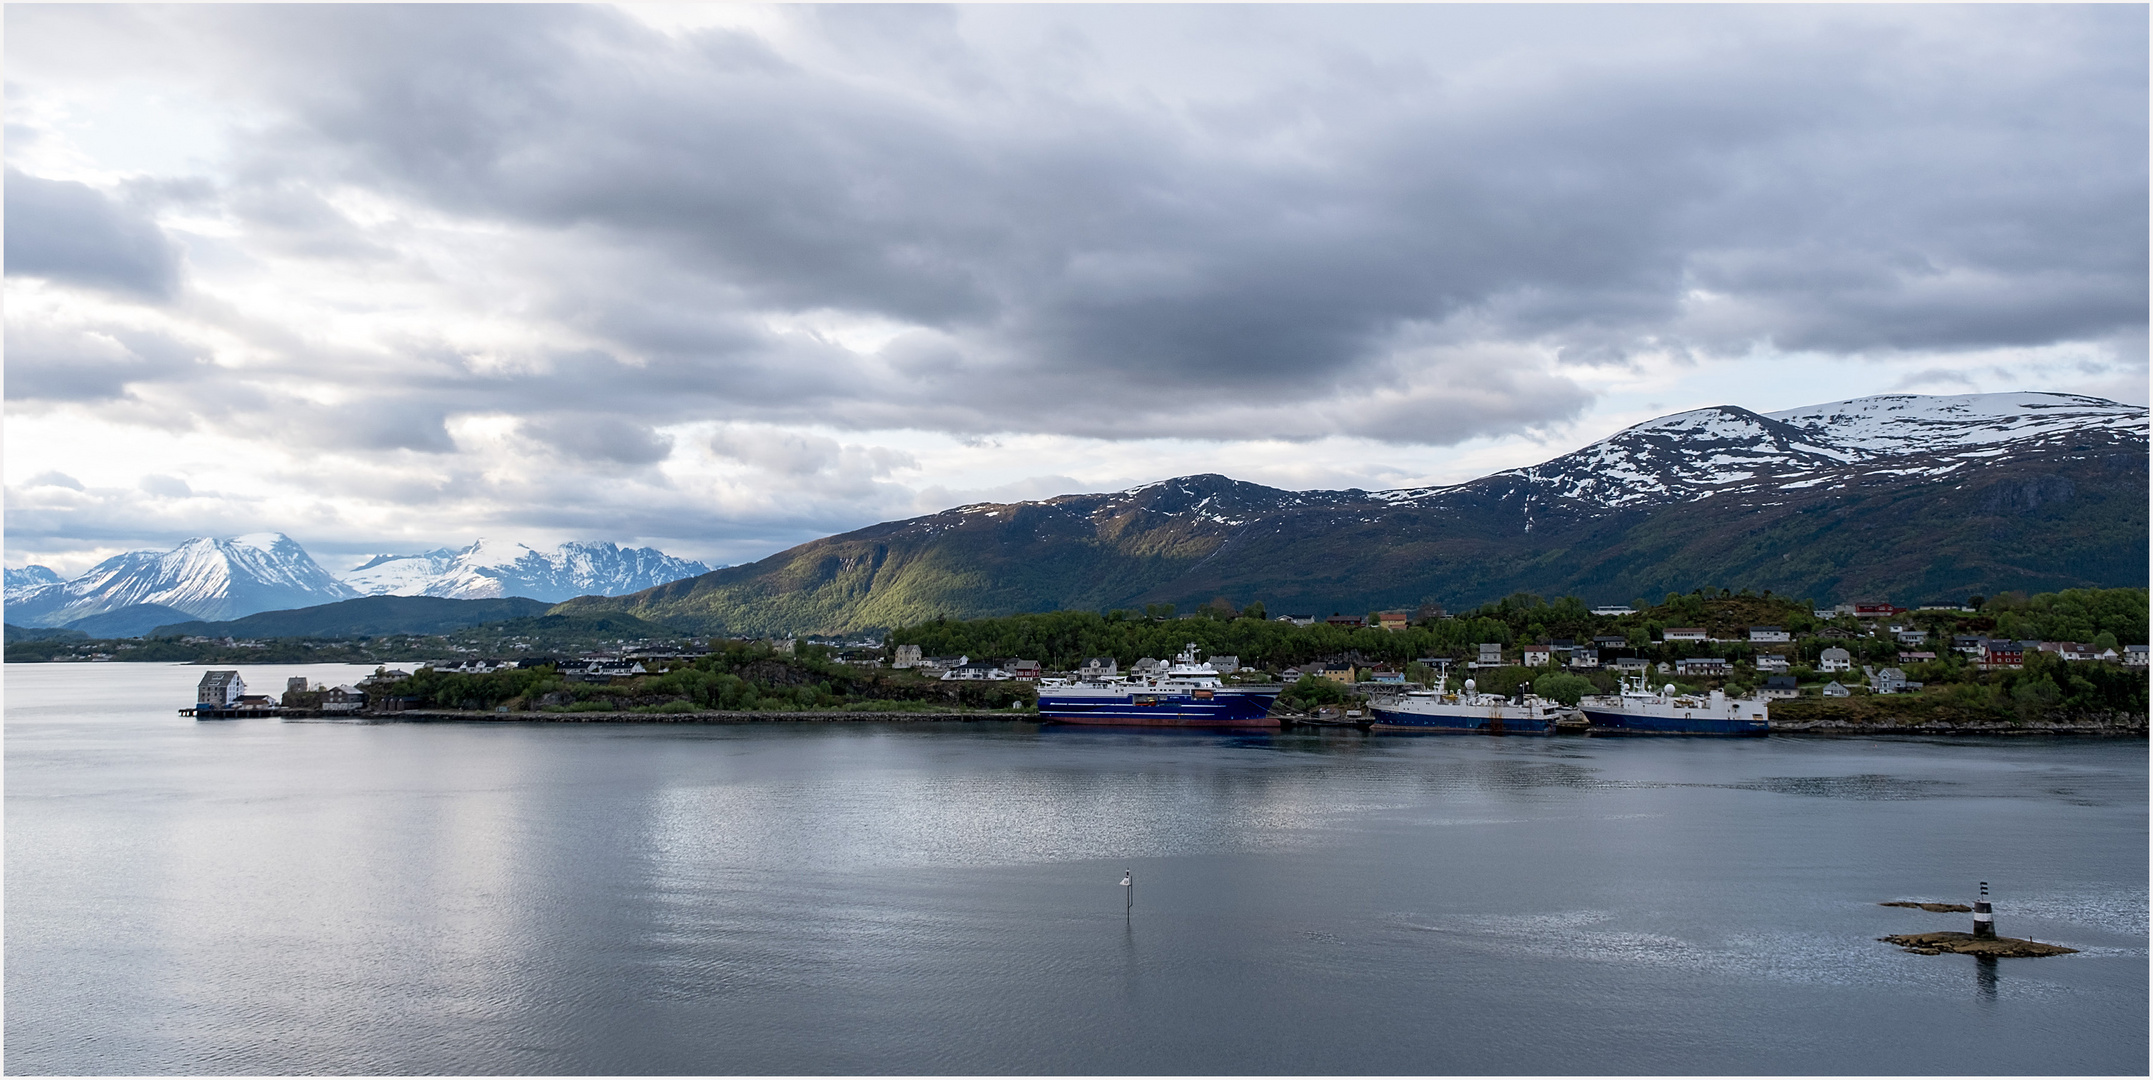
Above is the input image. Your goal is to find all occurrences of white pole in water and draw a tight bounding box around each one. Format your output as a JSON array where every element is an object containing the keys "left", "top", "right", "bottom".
[
  {"left": 1122, "top": 869, "right": 1133, "bottom": 916},
  {"left": 1973, "top": 881, "right": 1995, "bottom": 939}
]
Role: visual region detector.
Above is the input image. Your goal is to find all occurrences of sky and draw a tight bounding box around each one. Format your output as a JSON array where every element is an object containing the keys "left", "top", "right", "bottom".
[{"left": 6, "top": 3, "right": 2146, "bottom": 577}]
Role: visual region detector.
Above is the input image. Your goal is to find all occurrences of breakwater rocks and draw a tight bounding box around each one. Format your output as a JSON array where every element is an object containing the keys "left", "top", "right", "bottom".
[
  {"left": 1771, "top": 714, "right": 2146, "bottom": 736},
  {"left": 381, "top": 709, "right": 1027, "bottom": 724},
  {"left": 1881, "top": 901, "right": 1973, "bottom": 913},
  {"left": 1881, "top": 932, "right": 2078, "bottom": 958}
]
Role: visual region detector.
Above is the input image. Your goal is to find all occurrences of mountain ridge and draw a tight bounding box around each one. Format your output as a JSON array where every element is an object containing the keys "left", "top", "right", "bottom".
[
  {"left": 6, "top": 534, "right": 713, "bottom": 627},
  {"left": 4, "top": 534, "right": 358, "bottom": 626},
  {"left": 337, "top": 539, "right": 712, "bottom": 602},
  {"left": 556, "top": 391, "right": 2149, "bottom": 634}
]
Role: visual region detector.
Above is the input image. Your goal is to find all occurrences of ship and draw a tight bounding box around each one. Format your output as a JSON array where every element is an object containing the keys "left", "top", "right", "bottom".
[
  {"left": 1367, "top": 676, "right": 1561, "bottom": 735},
  {"left": 1034, "top": 644, "right": 1283, "bottom": 727},
  {"left": 1577, "top": 674, "right": 1771, "bottom": 736}
]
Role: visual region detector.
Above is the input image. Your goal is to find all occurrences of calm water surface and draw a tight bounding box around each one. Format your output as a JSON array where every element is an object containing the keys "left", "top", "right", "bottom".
[{"left": 7, "top": 662, "right": 2146, "bottom": 1074}]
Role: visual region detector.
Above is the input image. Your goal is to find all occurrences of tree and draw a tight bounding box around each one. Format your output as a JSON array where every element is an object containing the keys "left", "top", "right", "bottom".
[
  {"left": 1531, "top": 672, "right": 1595, "bottom": 706},
  {"left": 1281, "top": 675, "right": 1348, "bottom": 708},
  {"left": 1241, "top": 600, "right": 1267, "bottom": 622}
]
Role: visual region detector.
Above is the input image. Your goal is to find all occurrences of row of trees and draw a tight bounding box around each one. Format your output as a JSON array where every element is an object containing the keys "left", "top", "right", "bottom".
[
  {"left": 888, "top": 587, "right": 2150, "bottom": 671},
  {"left": 379, "top": 639, "right": 1033, "bottom": 712}
]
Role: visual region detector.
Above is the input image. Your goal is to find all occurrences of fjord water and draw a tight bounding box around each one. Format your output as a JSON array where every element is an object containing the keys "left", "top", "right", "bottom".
[{"left": 7, "top": 664, "right": 2145, "bottom": 1075}]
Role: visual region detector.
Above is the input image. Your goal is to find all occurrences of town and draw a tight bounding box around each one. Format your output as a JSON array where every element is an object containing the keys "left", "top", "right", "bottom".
[{"left": 177, "top": 586, "right": 2146, "bottom": 732}]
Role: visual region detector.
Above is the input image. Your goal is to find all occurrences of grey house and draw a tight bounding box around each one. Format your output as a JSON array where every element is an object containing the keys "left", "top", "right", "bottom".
[{"left": 197, "top": 670, "right": 245, "bottom": 707}]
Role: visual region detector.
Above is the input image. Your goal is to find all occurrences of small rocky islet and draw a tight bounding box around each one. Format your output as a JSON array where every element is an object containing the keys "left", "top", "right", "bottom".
[{"left": 1877, "top": 902, "right": 2077, "bottom": 957}]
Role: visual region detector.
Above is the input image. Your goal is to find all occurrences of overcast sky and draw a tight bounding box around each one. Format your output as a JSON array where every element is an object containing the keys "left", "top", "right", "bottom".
[{"left": 7, "top": 4, "right": 2146, "bottom": 575}]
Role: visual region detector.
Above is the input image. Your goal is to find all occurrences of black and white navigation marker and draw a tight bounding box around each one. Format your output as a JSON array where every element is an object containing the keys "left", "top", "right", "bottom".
[{"left": 1972, "top": 881, "right": 1995, "bottom": 940}]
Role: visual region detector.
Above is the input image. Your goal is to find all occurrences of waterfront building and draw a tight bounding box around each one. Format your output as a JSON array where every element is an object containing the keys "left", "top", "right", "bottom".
[{"left": 197, "top": 670, "right": 245, "bottom": 707}]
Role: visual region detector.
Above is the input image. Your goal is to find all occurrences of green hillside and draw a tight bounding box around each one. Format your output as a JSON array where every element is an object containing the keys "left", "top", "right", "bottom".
[{"left": 557, "top": 436, "right": 2147, "bottom": 636}]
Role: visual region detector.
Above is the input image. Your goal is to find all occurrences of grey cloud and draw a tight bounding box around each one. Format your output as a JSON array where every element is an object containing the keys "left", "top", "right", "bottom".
[
  {"left": 7, "top": 5, "right": 2145, "bottom": 453},
  {"left": 27, "top": 471, "right": 84, "bottom": 490},
  {"left": 193, "top": 4, "right": 2137, "bottom": 439},
  {"left": 5, "top": 169, "right": 182, "bottom": 299},
  {"left": 522, "top": 415, "right": 671, "bottom": 465},
  {"left": 4, "top": 322, "right": 202, "bottom": 404}
]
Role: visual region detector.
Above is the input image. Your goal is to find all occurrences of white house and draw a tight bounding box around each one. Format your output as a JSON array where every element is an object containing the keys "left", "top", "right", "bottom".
[
  {"left": 1522, "top": 645, "right": 1551, "bottom": 667},
  {"left": 1869, "top": 667, "right": 1921, "bottom": 695},
  {"left": 1748, "top": 626, "right": 1790, "bottom": 643},
  {"left": 1756, "top": 654, "right": 1790, "bottom": 673},
  {"left": 1663, "top": 628, "right": 1708, "bottom": 643},
  {"left": 1822, "top": 680, "right": 1852, "bottom": 697},
  {"left": 2127, "top": 646, "right": 2149, "bottom": 667},
  {"left": 1590, "top": 605, "right": 1635, "bottom": 616},
  {"left": 1206, "top": 655, "right": 1241, "bottom": 674},
  {"left": 1817, "top": 647, "right": 1852, "bottom": 673},
  {"left": 1567, "top": 648, "right": 1599, "bottom": 669},
  {"left": 323, "top": 685, "right": 365, "bottom": 712},
  {"left": 1079, "top": 657, "right": 1118, "bottom": 678},
  {"left": 892, "top": 644, "right": 923, "bottom": 668}
]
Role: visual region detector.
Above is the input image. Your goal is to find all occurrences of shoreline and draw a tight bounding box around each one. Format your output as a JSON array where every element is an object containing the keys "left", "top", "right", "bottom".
[{"left": 299, "top": 708, "right": 2150, "bottom": 734}]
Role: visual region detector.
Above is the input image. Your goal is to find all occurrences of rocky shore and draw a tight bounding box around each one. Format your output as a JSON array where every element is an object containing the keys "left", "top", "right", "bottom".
[
  {"left": 380, "top": 708, "right": 1027, "bottom": 724},
  {"left": 1881, "top": 932, "right": 2078, "bottom": 957},
  {"left": 1771, "top": 715, "right": 2145, "bottom": 736}
]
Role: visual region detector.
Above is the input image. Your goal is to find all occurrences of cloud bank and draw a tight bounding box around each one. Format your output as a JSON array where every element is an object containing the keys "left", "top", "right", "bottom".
[{"left": 5, "top": 4, "right": 2144, "bottom": 569}]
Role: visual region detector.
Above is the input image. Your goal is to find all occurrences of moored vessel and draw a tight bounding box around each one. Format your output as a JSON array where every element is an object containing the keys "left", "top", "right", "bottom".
[
  {"left": 1035, "top": 644, "right": 1283, "bottom": 727},
  {"left": 1367, "top": 676, "right": 1560, "bottom": 734},
  {"left": 1578, "top": 674, "right": 1770, "bottom": 736}
]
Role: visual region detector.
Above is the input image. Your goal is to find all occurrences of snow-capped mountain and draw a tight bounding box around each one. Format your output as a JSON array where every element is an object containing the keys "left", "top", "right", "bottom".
[
  {"left": 4, "top": 565, "right": 62, "bottom": 599},
  {"left": 338, "top": 539, "right": 711, "bottom": 602},
  {"left": 4, "top": 534, "right": 359, "bottom": 627},
  {"left": 1397, "top": 391, "right": 2148, "bottom": 512}
]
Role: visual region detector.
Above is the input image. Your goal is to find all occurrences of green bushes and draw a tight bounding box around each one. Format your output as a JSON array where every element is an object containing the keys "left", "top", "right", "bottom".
[
  {"left": 1530, "top": 672, "right": 1597, "bottom": 706},
  {"left": 1280, "top": 676, "right": 1350, "bottom": 708}
]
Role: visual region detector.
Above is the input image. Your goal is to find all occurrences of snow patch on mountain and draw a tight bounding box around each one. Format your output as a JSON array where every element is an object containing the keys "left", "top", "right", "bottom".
[
  {"left": 338, "top": 540, "right": 711, "bottom": 602},
  {"left": 1765, "top": 392, "right": 2146, "bottom": 453}
]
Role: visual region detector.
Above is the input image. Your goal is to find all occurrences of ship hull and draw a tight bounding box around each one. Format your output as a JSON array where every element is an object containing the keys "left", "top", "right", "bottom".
[
  {"left": 1579, "top": 707, "right": 1768, "bottom": 737},
  {"left": 1368, "top": 706, "right": 1555, "bottom": 735},
  {"left": 1038, "top": 690, "right": 1282, "bottom": 728}
]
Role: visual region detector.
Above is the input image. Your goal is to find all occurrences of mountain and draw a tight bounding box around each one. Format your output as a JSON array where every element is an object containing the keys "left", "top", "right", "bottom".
[
  {"left": 338, "top": 539, "right": 711, "bottom": 602},
  {"left": 555, "top": 392, "right": 2149, "bottom": 634},
  {"left": 4, "top": 534, "right": 359, "bottom": 627},
  {"left": 63, "top": 603, "right": 198, "bottom": 639},
  {"left": 4, "top": 565, "right": 62, "bottom": 597},
  {"left": 149, "top": 595, "right": 554, "bottom": 639}
]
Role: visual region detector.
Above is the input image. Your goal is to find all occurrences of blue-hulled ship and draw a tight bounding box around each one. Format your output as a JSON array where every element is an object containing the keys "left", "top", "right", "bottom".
[
  {"left": 1035, "top": 644, "right": 1283, "bottom": 727},
  {"left": 1578, "top": 674, "right": 1771, "bottom": 736},
  {"left": 1367, "top": 676, "right": 1561, "bottom": 735}
]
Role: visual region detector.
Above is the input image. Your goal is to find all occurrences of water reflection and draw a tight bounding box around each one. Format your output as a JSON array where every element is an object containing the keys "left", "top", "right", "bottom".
[{"left": 1976, "top": 955, "right": 2000, "bottom": 1002}]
